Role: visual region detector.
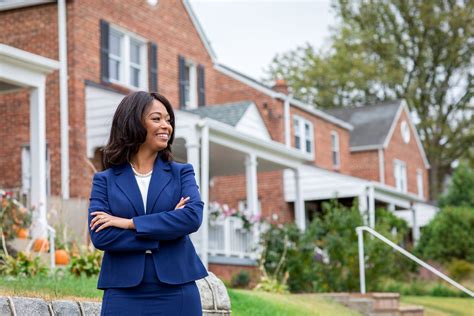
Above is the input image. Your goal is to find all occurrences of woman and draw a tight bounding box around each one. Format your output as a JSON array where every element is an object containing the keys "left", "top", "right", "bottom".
[{"left": 88, "top": 91, "right": 208, "bottom": 315}]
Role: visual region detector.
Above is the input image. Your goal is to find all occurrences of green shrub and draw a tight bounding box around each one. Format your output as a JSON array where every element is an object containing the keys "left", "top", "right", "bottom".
[
  {"left": 415, "top": 207, "right": 474, "bottom": 263},
  {"left": 258, "top": 199, "right": 413, "bottom": 293},
  {"left": 69, "top": 248, "right": 102, "bottom": 277},
  {"left": 231, "top": 270, "right": 250, "bottom": 288},
  {"left": 0, "top": 251, "right": 48, "bottom": 277},
  {"left": 447, "top": 259, "right": 474, "bottom": 281}
]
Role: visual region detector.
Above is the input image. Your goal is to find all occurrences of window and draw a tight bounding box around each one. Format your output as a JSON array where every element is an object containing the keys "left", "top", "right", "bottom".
[
  {"left": 293, "top": 115, "right": 313, "bottom": 154},
  {"left": 416, "top": 169, "right": 424, "bottom": 198},
  {"left": 179, "top": 56, "right": 205, "bottom": 109},
  {"left": 331, "top": 131, "right": 340, "bottom": 168},
  {"left": 107, "top": 26, "right": 147, "bottom": 89},
  {"left": 393, "top": 159, "right": 407, "bottom": 193}
]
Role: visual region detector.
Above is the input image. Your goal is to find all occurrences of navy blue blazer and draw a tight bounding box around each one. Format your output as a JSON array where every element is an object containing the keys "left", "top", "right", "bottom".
[{"left": 88, "top": 155, "right": 208, "bottom": 289}]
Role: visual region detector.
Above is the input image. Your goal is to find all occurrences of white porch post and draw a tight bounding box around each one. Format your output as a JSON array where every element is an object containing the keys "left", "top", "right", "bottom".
[
  {"left": 368, "top": 184, "right": 375, "bottom": 228},
  {"left": 412, "top": 203, "right": 420, "bottom": 245},
  {"left": 186, "top": 132, "right": 203, "bottom": 257},
  {"left": 245, "top": 153, "right": 258, "bottom": 216},
  {"left": 358, "top": 191, "right": 368, "bottom": 225},
  {"left": 30, "top": 85, "right": 48, "bottom": 238},
  {"left": 294, "top": 168, "right": 306, "bottom": 230},
  {"left": 245, "top": 153, "right": 259, "bottom": 257},
  {"left": 199, "top": 123, "right": 209, "bottom": 268}
]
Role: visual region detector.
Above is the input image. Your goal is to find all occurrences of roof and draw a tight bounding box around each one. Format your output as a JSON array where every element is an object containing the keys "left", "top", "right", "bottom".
[
  {"left": 324, "top": 100, "right": 402, "bottom": 148},
  {"left": 182, "top": 101, "right": 252, "bottom": 127}
]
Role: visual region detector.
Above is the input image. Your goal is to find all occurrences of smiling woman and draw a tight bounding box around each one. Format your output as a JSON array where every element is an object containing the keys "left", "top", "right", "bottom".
[{"left": 88, "top": 91, "right": 208, "bottom": 316}]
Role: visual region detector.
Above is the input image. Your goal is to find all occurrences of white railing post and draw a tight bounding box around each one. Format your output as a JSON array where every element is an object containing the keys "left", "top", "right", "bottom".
[
  {"left": 224, "top": 217, "right": 231, "bottom": 257},
  {"left": 356, "top": 226, "right": 474, "bottom": 297},
  {"left": 47, "top": 225, "right": 55, "bottom": 270},
  {"left": 357, "top": 227, "right": 366, "bottom": 294}
]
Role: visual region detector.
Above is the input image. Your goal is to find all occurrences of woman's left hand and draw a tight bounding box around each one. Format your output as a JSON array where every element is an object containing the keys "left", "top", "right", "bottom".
[{"left": 90, "top": 211, "right": 134, "bottom": 232}]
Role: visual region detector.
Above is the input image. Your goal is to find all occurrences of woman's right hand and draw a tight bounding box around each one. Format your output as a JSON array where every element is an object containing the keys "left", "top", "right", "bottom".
[{"left": 174, "top": 196, "right": 190, "bottom": 210}]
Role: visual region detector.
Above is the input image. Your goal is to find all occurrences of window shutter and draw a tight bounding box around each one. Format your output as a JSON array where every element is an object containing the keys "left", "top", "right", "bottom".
[
  {"left": 100, "top": 20, "right": 110, "bottom": 82},
  {"left": 148, "top": 42, "right": 158, "bottom": 92},
  {"left": 178, "top": 55, "right": 186, "bottom": 109},
  {"left": 197, "top": 64, "right": 205, "bottom": 106}
]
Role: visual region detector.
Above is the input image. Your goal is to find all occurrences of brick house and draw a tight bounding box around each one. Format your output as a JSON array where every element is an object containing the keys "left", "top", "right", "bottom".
[{"left": 0, "top": 0, "right": 437, "bottom": 281}]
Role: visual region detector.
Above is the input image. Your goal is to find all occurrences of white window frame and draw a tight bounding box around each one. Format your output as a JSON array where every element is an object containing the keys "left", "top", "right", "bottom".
[
  {"left": 331, "top": 130, "right": 340, "bottom": 168},
  {"left": 416, "top": 169, "right": 424, "bottom": 199},
  {"left": 108, "top": 25, "right": 148, "bottom": 90},
  {"left": 293, "top": 115, "right": 314, "bottom": 154},
  {"left": 393, "top": 159, "right": 407, "bottom": 193},
  {"left": 184, "top": 59, "right": 197, "bottom": 109}
]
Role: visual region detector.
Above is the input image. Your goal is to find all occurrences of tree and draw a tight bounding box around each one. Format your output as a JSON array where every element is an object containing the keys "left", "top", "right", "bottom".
[
  {"left": 438, "top": 163, "right": 474, "bottom": 207},
  {"left": 265, "top": 0, "right": 474, "bottom": 200}
]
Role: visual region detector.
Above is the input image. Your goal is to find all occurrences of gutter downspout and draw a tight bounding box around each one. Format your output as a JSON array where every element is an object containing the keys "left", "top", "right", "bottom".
[
  {"left": 58, "top": 0, "right": 70, "bottom": 198},
  {"left": 284, "top": 94, "right": 292, "bottom": 148}
]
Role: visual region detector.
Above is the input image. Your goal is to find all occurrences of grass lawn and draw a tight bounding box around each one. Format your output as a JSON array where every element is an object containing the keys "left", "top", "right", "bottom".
[
  {"left": 0, "top": 274, "right": 358, "bottom": 315},
  {"left": 0, "top": 273, "right": 102, "bottom": 301},
  {"left": 229, "top": 289, "right": 360, "bottom": 316},
  {"left": 401, "top": 296, "right": 474, "bottom": 316}
]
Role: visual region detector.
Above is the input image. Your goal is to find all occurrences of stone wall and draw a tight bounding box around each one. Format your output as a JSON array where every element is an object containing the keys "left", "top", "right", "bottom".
[{"left": 0, "top": 272, "right": 231, "bottom": 315}]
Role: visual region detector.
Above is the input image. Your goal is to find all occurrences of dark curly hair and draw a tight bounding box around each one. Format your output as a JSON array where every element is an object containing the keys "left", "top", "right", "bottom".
[{"left": 102, "top": 91, "right": 175, "bottom": 169}]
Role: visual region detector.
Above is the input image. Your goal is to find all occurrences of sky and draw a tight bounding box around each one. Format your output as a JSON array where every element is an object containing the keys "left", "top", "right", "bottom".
[{"left": 188, "top": 0, "right": 336, "bottom": 81}]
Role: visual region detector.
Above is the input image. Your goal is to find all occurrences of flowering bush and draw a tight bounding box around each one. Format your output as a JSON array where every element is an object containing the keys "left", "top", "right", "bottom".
[
  {"left": 0, "top": 191, "right": 32, "bottom": 241},
  {"left": 208, "top": 201, "right": 262, "bottom": 231}
]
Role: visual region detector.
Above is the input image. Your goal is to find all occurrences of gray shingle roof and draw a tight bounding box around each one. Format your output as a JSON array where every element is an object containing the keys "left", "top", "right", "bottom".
[
  {"left": 182, "top": 101, "right": 253, "bottom": 127},
  {"left": 323, "top": 100, "right": 402, "bottom": 148}
]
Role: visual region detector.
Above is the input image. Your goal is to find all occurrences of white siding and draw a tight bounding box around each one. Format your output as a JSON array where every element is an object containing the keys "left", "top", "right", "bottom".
[
  {"left": 85, "top": 86, "right": 125, "bottom": 158},
  {"left": 235, "top": 104, "right": 271, "bottom": 141}
]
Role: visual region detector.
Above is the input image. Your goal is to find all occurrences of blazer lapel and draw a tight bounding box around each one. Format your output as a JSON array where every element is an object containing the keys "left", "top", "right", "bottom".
[
  {"left": 115, "top": 163, "right": 145, "bottom": 216},
  {"left": 146, "top": 155, "right": 172, "bottom": 213}
]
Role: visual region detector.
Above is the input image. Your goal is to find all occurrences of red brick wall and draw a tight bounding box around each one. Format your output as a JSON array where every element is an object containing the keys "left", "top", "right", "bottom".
[
  {"left": 208, "top": 263, "right": 259, "bottom": 287},
  {"left": 348, "top": 150, "right": 380, "bottom": 181},
  {"left": 210, "top": 170, "right": 294, "bottom": 224},
  {"left": 384, "top": 108, "right": 429, "bottom": 198},
  {"left": 0, "top": 3, "right": 61, "bottom": 194}
]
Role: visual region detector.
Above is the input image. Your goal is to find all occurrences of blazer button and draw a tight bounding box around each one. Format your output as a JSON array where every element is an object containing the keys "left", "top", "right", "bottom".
[{"left": 145, "top": 249, "right": 152, "bottom": 254}]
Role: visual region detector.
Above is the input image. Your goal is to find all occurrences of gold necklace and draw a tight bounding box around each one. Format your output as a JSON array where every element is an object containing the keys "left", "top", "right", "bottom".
[{"left": 130, "top": 162, "right": 153, "bottom": 177}]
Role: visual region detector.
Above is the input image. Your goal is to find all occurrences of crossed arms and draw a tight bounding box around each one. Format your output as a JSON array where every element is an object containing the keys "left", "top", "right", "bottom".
[{"left": 88, "top": 163, "right": 203, "bottom": 252}]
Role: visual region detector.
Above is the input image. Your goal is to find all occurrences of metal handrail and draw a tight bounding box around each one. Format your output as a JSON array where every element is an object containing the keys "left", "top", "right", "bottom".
[{"left": 356, "top": 225, "right": 474, "bottom": 297}]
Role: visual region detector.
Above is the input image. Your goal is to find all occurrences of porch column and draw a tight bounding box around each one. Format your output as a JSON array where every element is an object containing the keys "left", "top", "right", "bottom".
[
  {"left": 294, "top": 168, "right": 306, "bottom": 230},
  {"left": 199, "top": 123, "right": 209, "bottom": 268},
  {"left": 412, "top": 203, "right": 420, "bottom": 245},
  {"left": 368, "top": 184, "right": 375, "bottom": 228},
  {"left": 245, "top": 153, "right": 258, "bottom": 216},
  {"left": 30, "top": 84, "right": 48, "bottom": 238},
  {"left": 358, "top": 191, "right": 368, "bottom": 225},
  {"left": 186, "top": 132, "right": 202, "bottom": 257}
]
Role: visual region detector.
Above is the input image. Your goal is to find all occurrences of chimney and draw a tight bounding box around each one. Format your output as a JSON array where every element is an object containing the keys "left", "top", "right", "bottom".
[{"left": 272, "top": 79, "right": 289, "bottom": 94}]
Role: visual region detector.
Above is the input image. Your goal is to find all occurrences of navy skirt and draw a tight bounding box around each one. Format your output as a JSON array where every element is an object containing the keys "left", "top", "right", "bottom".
[{"left": 100, "top": 254, "right": 202, "bottom": 316}]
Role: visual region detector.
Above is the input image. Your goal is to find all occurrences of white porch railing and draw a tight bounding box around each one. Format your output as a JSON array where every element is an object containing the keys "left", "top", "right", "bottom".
[
  {"left": 208, "top": 217, "right": 258, "bottom": 260},
  {"left": 356, "top": 226, "right": 474, "bottom": 297}
]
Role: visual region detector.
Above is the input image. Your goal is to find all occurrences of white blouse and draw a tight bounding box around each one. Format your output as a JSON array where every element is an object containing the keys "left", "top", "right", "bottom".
[{"left": 134, "top": 174, "right": 152, "bottom": 213}]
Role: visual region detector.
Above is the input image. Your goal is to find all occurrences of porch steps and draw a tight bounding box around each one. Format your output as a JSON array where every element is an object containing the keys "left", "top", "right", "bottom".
[{"left": 322, "top": 292, "right": 424, "bottom": 316}]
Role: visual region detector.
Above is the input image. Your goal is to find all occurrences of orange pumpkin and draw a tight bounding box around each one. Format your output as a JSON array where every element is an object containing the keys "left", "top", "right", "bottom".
[
  {"left": 55, "top": 249, "right": 70, "bottom": 265},
  {"left": 16, "top": 228, "right": 29, "bottom": 239},
  {"left": 33, "top": 238, "right": 49, "bottom": 252}
]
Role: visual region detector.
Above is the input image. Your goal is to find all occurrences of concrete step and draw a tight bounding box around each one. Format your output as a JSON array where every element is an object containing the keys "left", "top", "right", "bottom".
[
  {"left": 323, "top": 292, "right": 424, "bottom": 316},
  {"left": 399, "top": 305, "right": 424, "bottom": 316}
]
